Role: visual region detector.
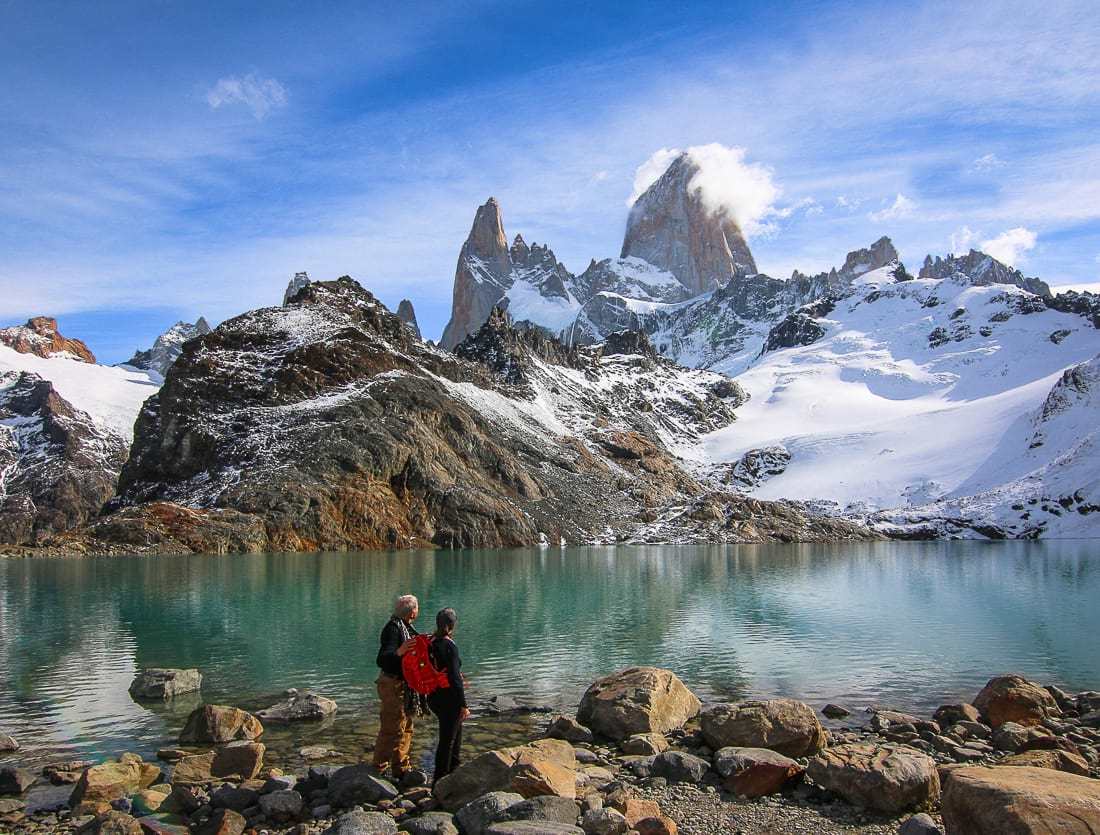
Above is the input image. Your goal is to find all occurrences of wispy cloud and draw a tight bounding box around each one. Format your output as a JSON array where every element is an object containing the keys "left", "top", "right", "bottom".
[
  {"left": 868, "top": 193, "right": 916, "bottom": 223},
  {"left": 206, "top": 73, "right": 288, "bottom": 120},
  {"left": 950, "top": 226, "right": 977, "bottom": 253},
  {"left": 971, "top": 153, "right": 1006, "bottom": 172},
  {"left": 981, "top": 227, "right": 1037, "bottom": 266}
]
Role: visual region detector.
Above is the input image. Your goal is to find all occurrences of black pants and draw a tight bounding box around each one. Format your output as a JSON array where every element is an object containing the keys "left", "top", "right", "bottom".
[{"left": 427, "top": 689, "right": 463, "bottom": 783}]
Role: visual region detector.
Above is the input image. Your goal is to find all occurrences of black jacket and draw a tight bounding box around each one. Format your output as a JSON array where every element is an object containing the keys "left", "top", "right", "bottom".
[
  {"left": 376, "top": 616, "right": 418, "bottom": 677},
  {"left": 430, "top": 635, "right": 466, "bottom": 708}
]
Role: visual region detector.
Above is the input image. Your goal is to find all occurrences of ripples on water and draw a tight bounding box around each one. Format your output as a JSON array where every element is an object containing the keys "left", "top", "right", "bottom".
[{"left": 1, "top": 541, "right": 1098, "bottom": 768}]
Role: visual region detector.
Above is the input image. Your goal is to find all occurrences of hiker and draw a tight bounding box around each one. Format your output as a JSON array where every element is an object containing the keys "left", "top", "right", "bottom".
[
  {"left": 427, "top": 607, "right": 469, "bottom": 784},
  {"left": 372, "top": 593, "right": 421, "bottom": 778}
]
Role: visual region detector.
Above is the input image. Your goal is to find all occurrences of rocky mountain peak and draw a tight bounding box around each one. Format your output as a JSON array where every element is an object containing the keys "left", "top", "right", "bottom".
[
  {"left": 466, "top": 197, "right": 510, "bottom": 267},
  {"left": 396, "top": 299, "right": 421, "bottom": 339},
  {"left": 283, "top": 271, "right": 312, "bottom": 305},
  {"left": 0, "top": 316, "right": 96, "bottom": 363},
  {"left": 919, "top": 250, "right": 1051, "bottom": 297},
  {"left": 839, "top": 236, "right": 899, "bottom": 277},
  {"left": 510, "top": 233, "right": 530, "bottom": 263},
  {"left": 621, "top": 151, "right": 757, "bottom": 295},
  {"left": 125, "top": 318, "right": 213, "bottom": 376}
]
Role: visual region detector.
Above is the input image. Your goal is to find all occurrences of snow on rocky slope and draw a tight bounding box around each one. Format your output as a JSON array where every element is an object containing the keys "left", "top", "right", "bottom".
[
  {"left": 699, "top": 262, "right": 1100, "bottom": 538},
  {"left": 123, "top": 318, "right": 212, "bottom": 377}
]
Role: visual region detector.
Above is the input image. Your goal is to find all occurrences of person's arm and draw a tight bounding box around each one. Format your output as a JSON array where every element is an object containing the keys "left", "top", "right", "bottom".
[
  {"left": 444, "top": 640, "right": 467, "bottom": 708},
  {"left": 377, "top": 621, "right": 401, "bottom": 669}
]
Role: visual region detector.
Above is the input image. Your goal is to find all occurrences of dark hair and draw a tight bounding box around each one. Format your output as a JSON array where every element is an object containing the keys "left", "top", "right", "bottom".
[{"left": 435, "top": 607, "right": 457, "bottom": 635}]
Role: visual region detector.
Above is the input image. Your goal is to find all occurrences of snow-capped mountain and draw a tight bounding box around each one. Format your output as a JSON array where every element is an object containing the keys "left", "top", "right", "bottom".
[
  {"left": 0, "top": 319, "right": 161, "bottom": 544},
  {"left": 31, "top": 277, "right": 863, "bottom": 555},
  {"left": 124, "top": 318, "right": 212, "bottom": 377},
  {"left": 699, "top": 260, "right": 1100, "bottom": 538}
]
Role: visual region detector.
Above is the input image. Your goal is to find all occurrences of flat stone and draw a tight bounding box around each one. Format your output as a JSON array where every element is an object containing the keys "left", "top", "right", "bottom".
[
  {"left": 129, "top": 669, "right": 202, "bottom": 700},
  {"left": 942, "top": 765, "right": 1100, "bottom": 833}
]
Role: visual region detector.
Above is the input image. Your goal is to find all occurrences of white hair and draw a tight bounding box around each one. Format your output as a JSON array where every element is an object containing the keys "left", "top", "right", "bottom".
[{"left": 394, "top": 594, "right": 419, "bottom": 618}]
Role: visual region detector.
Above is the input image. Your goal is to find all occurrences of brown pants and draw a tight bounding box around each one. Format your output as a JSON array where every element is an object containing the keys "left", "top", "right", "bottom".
[{"left": 372, "top": 674, "right": 414, "bottom": 774}]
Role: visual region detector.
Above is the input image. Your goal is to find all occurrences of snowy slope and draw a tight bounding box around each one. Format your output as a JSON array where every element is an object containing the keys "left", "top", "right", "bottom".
[
  {"left": 698, "top": 266, "right": 1100, "bottom": 535},
  {"left": 0, "top": 345, "right": 160, "bottom": 440}
]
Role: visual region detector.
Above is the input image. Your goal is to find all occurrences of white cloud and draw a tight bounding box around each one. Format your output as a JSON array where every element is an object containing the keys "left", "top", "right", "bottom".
[
  {"left": 971, "top": 153, "right": 1006, "bottom": 172},
  {"left": 868, "top": 193, "right": 916, "bottom": 223},
  {"left": 980, "top": 226, "right": 1037, "bottom": 266},
  {"left": 950, "top": 226, "right": 977, "bottom": 253},
  {"left": 627, "top": 148, "right": 681, "bottom": 206},
  {"left": 835, "top": 195, "right": 864, "bottom": 210},
  {"left": 627, "top": 144, "right": 784, "bottom": 238},
  {"left": 206, "top": 73, "right": 288, "bottom": 120}
]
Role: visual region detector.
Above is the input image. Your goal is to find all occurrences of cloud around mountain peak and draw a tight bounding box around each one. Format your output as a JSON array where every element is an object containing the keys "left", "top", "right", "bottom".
[{"left": 627, "top": 143, "right": 782, "bottom": 238}]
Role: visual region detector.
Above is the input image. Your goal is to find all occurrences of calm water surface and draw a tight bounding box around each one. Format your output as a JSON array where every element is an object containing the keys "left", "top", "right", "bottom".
[{"left": 1, "top": 541, "right": 1098, "bottom": 771}]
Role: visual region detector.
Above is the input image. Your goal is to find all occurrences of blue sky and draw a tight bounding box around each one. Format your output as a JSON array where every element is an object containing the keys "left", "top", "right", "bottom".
[{"left": 2, "top": 0, "right": 1099, "bottom": 363}]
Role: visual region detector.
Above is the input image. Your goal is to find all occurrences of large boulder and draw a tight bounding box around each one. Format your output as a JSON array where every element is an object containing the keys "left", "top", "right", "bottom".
[
  {"left": 456, "top": 791, "right": 524, "bottom": 835},
  {"left": 806, "top": 744, "right": 939, "bottom": 813},
  {"left": 1000, "top": 750, "right": 1090, "bottom": 776},
  {"left": 491, "top": 796, "right": 580, "bottom": 827},
  {"left": 942, "top": 765, "right": 1100, "bottom": 833},
  {"left": 179, "top": 705, "right": 263, "bottom": 743},
  {"left": 576, "top": 668, "right": 700, "bottom": 741},
  {"left": 69, "top": 760, "right": 160, "bottom": 805},
  {"left": 256, "top": 689, "right": 337, "bottom": 723},
  {"left": 700, "top": 699, "right": 827, "bottom": 757},
  {"left": 324, "top": 809, "right": 400, "bottom": 835},
  {"left": 129, "top": 669, "right": 202, "bottom": 700},
  {"left": 712, "top": 747, "right": 803, "bottom": 798},
  {"left": 171, "top": 742, "right": 265, "bottom": 784},
  {"left": 328, "top": 764, "right": 399, "bottom": 808},
  {"left": 259, "top": 788, "right": 304, "bottom": 820},
  {"left": 436, "top": 742, "right": 576, "bottom": 811},
  {"left": 972, "top": 675, "right": 1060, "bottom": 729}
]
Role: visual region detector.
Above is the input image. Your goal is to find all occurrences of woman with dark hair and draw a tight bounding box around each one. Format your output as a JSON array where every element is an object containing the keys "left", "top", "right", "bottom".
[{"left": 428, "top": 607, "right": 469, "bottom": 784}]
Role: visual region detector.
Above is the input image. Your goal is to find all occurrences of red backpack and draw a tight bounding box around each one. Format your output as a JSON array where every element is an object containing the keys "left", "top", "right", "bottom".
[{"left": 402, "top": 635, "right": 450, "bottom": 695}]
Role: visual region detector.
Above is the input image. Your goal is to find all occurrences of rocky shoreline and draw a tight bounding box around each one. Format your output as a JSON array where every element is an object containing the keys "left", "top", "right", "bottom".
[{"left": 2, "top": 668, "right": 1099, "bottom": 835}]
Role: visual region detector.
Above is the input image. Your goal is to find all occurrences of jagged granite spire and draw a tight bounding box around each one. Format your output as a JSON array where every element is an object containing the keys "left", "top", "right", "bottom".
[
  {"left": 621, "top": 152, "right": 757, "bottom": 295},
  {"left": 396, "top": 299, "right": 421, "bottom": 339},
  {"left": 440, "top": 198, "right": 514, "bottom": 349},
  {"left": 918, "top": 250, "right": 1051, "bottom": 297}
]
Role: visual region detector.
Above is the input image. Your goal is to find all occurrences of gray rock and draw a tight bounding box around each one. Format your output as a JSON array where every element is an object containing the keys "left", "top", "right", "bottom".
[
  {"left": 324, "top": 809, "right": 399, "bottom": 835},
  {"left": 455, "top": 791, "right": 524, "bottom": 835},
  {"left": 491, "top": 796, "right": 580, "bottom": 826},
  {"left": 256, "top": 689, "right": 337, "bottom": 723},
  {"left": 284, "top": 272, "right": 312, "bottom": 305},
  {"left": 546, "top": 717, "right": 594, "bottom": 745},
  {"left": 400, "top": 812, "right": 458, "bottom": 834},
  {"left": 579, "top": 808, "right": 628, "bottom": 835},
  {"left": 619, "top": 734, "right": 667, "bottom": 756},
  {"left": 899, "top": 813, "right": 942, "bottom": 835},
  {"left": 328, "top": 764, "right": 399, "bottom": 808},
  {"left": 822, "top": 704, "right": 850, "bottom": 719},
  {"left": 992, "top": 721, "right": 1030, "bottom": 752},
  {"left": 650, "top": 751, "right": 709, "bottom": 783},
  {"left": 0, "top": 766, "right": 34, "bottom": 796},
  {"left": 0, "top": 733, "right": 19, "bottom": 753},
  {"left": 485, "top": 823, "right": 583, "bottom": 835},
  {"left": 210, "top": 785, "right": 260, "bottom": 812},
  {"left": 258, "top": 789, "right": 303, "bottom": 819}
]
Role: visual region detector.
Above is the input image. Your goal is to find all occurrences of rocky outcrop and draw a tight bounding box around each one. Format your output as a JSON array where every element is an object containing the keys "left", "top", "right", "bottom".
[
  {"left": 283, "top": 272, "right": 312, "bottom": 305},
  {"left": 806, "top": 744, "right": 940, "bottom": 813},
  {"left": 576, "top": 667, "right": 701, "bottom": 741},
  {"left": 0, "top": 371, "right": 128, "bottom": 544},
  {"left": 941, "top": 765, "right": 1100, "bottom": 833},
  {"left": 1048, "top": 288, "right": 1100, "bottom": 328},
  {"left": 396, "top": 300, "right": 421, "bottom": 339},
  {"left": 125, "top": 319, "right": 212, "bottom": 376},
  {"left": 973, "top": 674, "right": 1061, "bottom": 729},
  {"left": 700, "top": 699, "right": 827, "bottom": 758},
  {"left": 128, "top": 668, "right": 202, "bottom": 700},
  {"left": 440, "top": 199, "right": 516, "bottom": 349},
  {"left": 919, "top": 250, "right": 1051, "bottom": 297},
  {"left": 760, "top": 312, "right": 828, "bottom": 355},
  {"left": 0, "top": 316, "right": 95, "bottom": 362},
  {"left": 622, "top": 152, "right": 756, "bottom": 294}
]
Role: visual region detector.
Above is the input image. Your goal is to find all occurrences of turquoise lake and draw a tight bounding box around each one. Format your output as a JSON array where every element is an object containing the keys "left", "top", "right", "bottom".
[{"left": 1, "top": 541, "right": 1098, "bottom": 772}]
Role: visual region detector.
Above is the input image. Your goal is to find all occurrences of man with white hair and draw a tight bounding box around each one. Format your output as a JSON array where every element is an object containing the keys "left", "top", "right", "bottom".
[{"left": 372, "top": 593, "right": 420, "bottom": 777}]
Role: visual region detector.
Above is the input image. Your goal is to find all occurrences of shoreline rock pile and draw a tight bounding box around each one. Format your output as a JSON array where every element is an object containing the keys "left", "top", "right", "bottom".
[{"left": 1, "top": 670, "right": 1099, "bottom": 834}]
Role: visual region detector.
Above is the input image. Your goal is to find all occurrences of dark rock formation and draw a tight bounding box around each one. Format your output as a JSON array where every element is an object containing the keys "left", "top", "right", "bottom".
[
  {"left": 125, "top": 319, "right": 212, "bottom": 376},
  {"left": 919, "top": 250, "right": 1051, "bottom": 297},
  {"left": 396, "top": 300, "right": 421, "bottom": 339},
  {"left": 761, "top": 313, "right": 828, "bottom": 355},
  {"left": 0, "top": 371, "right": 127, "bottom": 544},
  {"left": 622, "top": 152, "right": 756, "bottom": 294},
  {"left": 1048, "top": 289, "right": 1100, "bottom": 329},
  {"left": 0, "top": 316, "right": 96, "bottom": 363}
]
